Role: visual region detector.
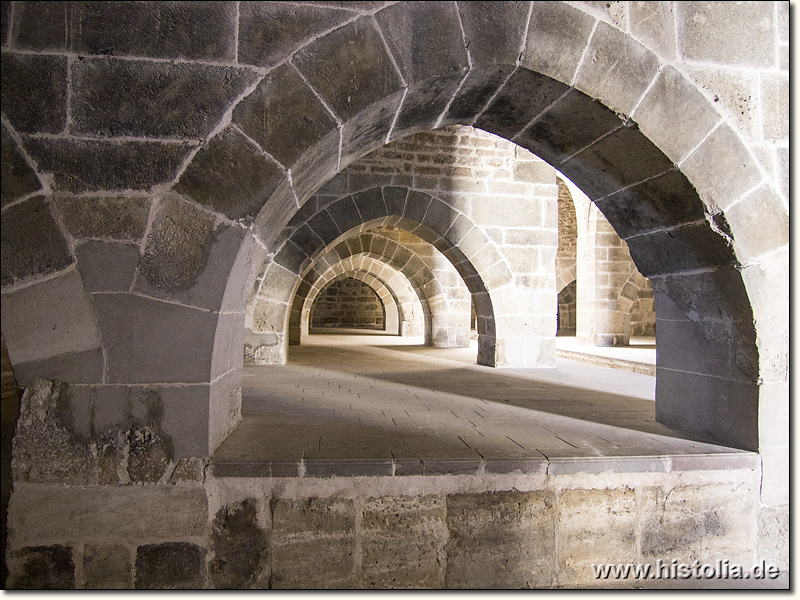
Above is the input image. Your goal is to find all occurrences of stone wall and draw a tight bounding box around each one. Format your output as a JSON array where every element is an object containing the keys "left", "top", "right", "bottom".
[{"left": 310, "top": 278, "right": 385, "bottom": 330}]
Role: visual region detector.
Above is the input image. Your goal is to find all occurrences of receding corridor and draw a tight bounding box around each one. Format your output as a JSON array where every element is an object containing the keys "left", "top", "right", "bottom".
[{"left": 212, "top": 334, "right": 752, "bottom": 478}]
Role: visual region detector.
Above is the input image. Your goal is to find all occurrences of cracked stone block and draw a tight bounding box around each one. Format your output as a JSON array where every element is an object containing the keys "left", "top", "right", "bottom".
[
  {"left": 71, "top": 58, "right": 257, "bottom": 139},
  {"left": 7, "top": 545, "right": 75, "bottom": 590},
  {"left": 55, "top": 195, "right": 151, "bottom": 241},
  {"left": 210, "top": 499, "right": 270, "bottom": 589},
  {"left": 135, "top": 543, "right": 205, "bottom": 590},
  {"left": 237, "top": 2, "right": 353, "bottom": 68},
  {"left": 83, "top": 545, "right": 131, "bottom": 589},
  {"left": 1, "top": 196, "right": 72, "bottom": 284},
  {"left": 1, "top": 53, "right": 67, "bottom": 134},
  {"left": 294, "top": 17, "right": 403, "bottom": 121},
  {"left": 68, "top": 1, "right": 237, "bottom": 60},
  {"left": 271, "top": 498, "right": 356, "bottom": 589},
  {"left": 175, "top": 127, "right": 284, "bottom": 222},
  {"left": 24, "top": 137, "right": 192, "bottom": 193},
  {"left": 360, "top": 495, "right": 447, "bottom": 589}
]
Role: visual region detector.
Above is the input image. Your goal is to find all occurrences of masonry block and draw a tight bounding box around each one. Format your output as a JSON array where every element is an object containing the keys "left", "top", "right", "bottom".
[
  {"left": 210, "top": 499, "right": 270, "bottom": 589},
  {"left": 1, "top": 53, "right": 67, "bottom": 134},
  {"left": 135, "top": 543, "right": 205, "bottom": 590},
  {"left": 328, "top": 196, "right": 363, "bottom": 234},
  {"left": 55, "top": 195, "right": 151, "bottom": 241},
  {"left": 25, "top": 137, "right": 191, "bottom": 193},
  {"left": 271, "top": 498, "right": 356, "bottom": 589},
  {"left": 341, "top": 90, "right": 406, "bottom": 167},
  {"left": 445, "top": 491, "right": 555, "bottom": 589},
  {"left": 7, "top": 545, "right": 75, "bottom": 589},
  {"left": 725, "top": 184, "right": 789, "bottom": 260},
  {"left": 444, "top": 65, "right": 515, "bottom": 125},
  {"left": 521, "top": 2, "right": 596, "bottom": 85},
  {"left": 76, "top": 241, "right": 140, "bottom": 292},
  {"left": 1, "top": 125, "right": 42, "bottom": 207},
  {"left": 253, "top": 177, "right": 296, "bottom": 248},
  {"left": 458, "top": 1, "right": 531, "bottom": 66},
  {"left": 1, "top": 196, "right": 72, "bottom": 284},
  {"left": 758, "top": 504, "right": 789, "bottom": 572},
  {"left": 175, "top": 127, "right": 284, "bottom": 221},
  {"left": 294, "top": 17, "right": 403, "bottom": 122},
  {"left": 629, "top": 1, "right": 677, "bottom": 59},
  {"left": 8, "top": 1, "right": 67, "bottom": 51},
  {"left": 392, "top": 74, "right": 464, "bottom": 139},
  {"left": 83, "top": 545, "right": 132, "bottom": 589}
]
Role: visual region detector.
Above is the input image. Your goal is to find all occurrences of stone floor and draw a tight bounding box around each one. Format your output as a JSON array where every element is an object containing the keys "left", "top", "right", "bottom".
[{"left": 212, "top": 333, "right": 755, "bottom": 477}]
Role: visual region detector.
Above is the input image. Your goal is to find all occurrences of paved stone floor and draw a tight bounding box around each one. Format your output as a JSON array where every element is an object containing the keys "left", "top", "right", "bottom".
[{"left": 213, "top": 333, "right": 754, "bottom": 477}]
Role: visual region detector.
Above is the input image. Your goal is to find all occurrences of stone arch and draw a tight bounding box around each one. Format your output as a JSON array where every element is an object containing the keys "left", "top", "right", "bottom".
[
  {"left": 299, "top": 260, "right": 424, "bottom": 342},
  {"left": 1, "top": 1, "right": 785, "bottom": 459},
  {"left": 308, "top": 275, "right": 387, "bottom": 332},
  {"left": 556, "top": 265, "right": 577, "bottom": 295}
]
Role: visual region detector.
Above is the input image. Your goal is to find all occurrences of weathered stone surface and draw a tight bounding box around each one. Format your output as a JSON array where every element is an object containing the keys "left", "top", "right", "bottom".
[
  {"left": 238, "top": 2, "right": 353, "bottom": 68},
  {"left": 629, "top": 1, "right": 676, "bottom": 59},
  {"left": 24, "top": 137, "right": 192, "bottom": 193},
  {"left": 8, "top": 1, "right": 67, "bottom": 51},
  {"left": 445, "top": 491, "right": 555, "bottom": 589},
  {"left": 233, "top": 63, "right": 337, "bottom": 168},
  {"left": 392, "top": 74, "right": 464, "bottom": 139},
  {"left": 9, "top": 483, "right": 208, "bottom": 544},
  {"left": 92, "top": 292, "right": 217, "bottom": 384},
  {"left": 360, "top": 495, "right": 447, "bottom": 589},
  {"left": 294, "top": 17, "right": 403, "bottom": 121},
  {"left": 1, "top": 270, "right": 101, "bottom": 366},
  {"left": 175, "top": 127, "right": 284, "bottom": 221},
  {"left": 560, "top": 124, "right": 674, "bottom": 201},
  {"left": 458, "top": 1, "right": 530, "bottom": 65},
  {"left": 640, "top": 483, "right": 757, "bottom": 565},
  {"left": 376, "top": 2, "right": 468, "bottom": 82},
  {"left": 1, "top": 53, "right": 67, "bottom": 135},
  {"left": 595, "top": 169, "right": 705, "bottom": 239},
  {"left": 71, "top": 58, "right": 256, "bottom": 139},
  {"left": 340, "top": 90, "right": 405, "bottom": 166},
  {"left": 138, "top": 193, "right": 215, "bottom": 292},
  {"left": 760, "top": 72, "right": 789, "bottom": 141},
  {"left": 557, "top": 487, "right": 637, "bottom": 585},
  {"left": 521, "top": 2, "right": 596, "bottom": 85},
  {"left": 7, "top": 545, "right": 75, "bottom": 589},
  {"left": 475, "top": 69, "right": 569, "bottom": 140},
  {"left": 126, "top": 427, "right": 172, "bottom": 483},
  {"left": 516, "top": 89, "right": 622, "bottom": 167},
  {"left": 12, "top": 348, "right": 105, "bottom": 388},
  {"left": 676, "top": 1, "right": 775, "bottom": 67},
  {"left": 83, "top": 545, "right": 131, "bottom": 589},
  {"left": 578, "top": 23, "right": 660, "bottom": 119},
  {"left": 289, "top": 129, "right": 343, "bottom": 207},
  {"left": 170, "top": 457, "right": 207, "bottom": 483},
  {"left": 634, "top": 66, "right": 721, "bottom": 164},
  {"left": 210, "top": 499, "right": 270, "bottom": 589},
  {"left": 271, "top": 498, "right": 356, "bottom": 589},
  {"left": 1, "top": 1, "right": 11, "bottom": 45},
  {"left": 758, "top": 504, "right": 789, "bottom": 572},
  {"left": 1, "top": 125, "right": 42, "bottom": 207},
  {"left": 55, "top": 195, "right": 151, "bottom": 241},
  {"left": 1, "top": 196, "right": 72, "bottom": 284},
  {"left": 11, "top": 380, "right": 95, "bottom": 484},
  {"left": 444, "top": 64, "right": 514, "bottom": 125},
  {"left": 725, "top": 184, "right": 788, "bottom": 260},
  {"left": 69, "top": 1, "right": 237, "bottom": 60},
  {"left": 76, "top": 241, "right": 141, "bottom": 292},
  {"left": 135, "top": 543, "right": 205, "bottom": 589}
]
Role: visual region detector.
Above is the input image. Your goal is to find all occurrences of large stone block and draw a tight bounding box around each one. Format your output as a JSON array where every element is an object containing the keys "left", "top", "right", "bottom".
[
  {"left": 54, "top": 195, "right": 151, "bottom": 241},
  {"left": 340, "top": 90, "right": 405, "bottom": 167},
  {"left": 271, "top": 498, "right": 356, "bottom": 589},
  {"left": 575, "top": 22, "right": 660, "bottom": 118},
  {"left": 458, "top": 1, "right": 531, "bottom": 66},
  {"left": 676, "top": 1, "right": 775, "bottom": 67},
  {"left": 83, "top": 545, "right": 132, "bottom": 589},
  {"left": 375, "top": 2, "right": 468, "bottom": 83},
  {"left": 237, "top": 2, "right": 353, "bottom": 68},
  {"left": 328, "top": 195, "right": 363, "bottom": 234},
  {"left": 76, "top": 241, "right": 140, "bottom": 292},
  {"left": 24, "top": 137, "right": 191, "bottom": 193},
  {"left": 12, "top": 348, "right": 104, "bottom": 388},
  {"left": 629, "top": 1, "right": 676, "bottom": 59},
  {"left": 71, "top": 58, "right": 257, "bottom": 139},
  {"left": 392, "top": 75, "right": 465, "bottom": 139},
  {"left": 8, "top": 483, "right": 208, "bottom": 544},
  {"left": 444, "top": 64, "right": 515, "bottom": 125},
  {"left": 1, "top": 125, "right": 42, "bottom": 207},
  {"left": 475, "top": 69, "right": 569, "bottom": 140},
  {"left": 210, "top": 499, "right": 270, "bottom": 589},
  {"left": 233, "top": 63, "right": 337, "bottom": 168},
  {"left": 175, "top": 127, "right": 284, "bottom": 221},
  {"left": 135, "top": 543, "right": 205, "bottom": 590},
  {"left": 7, "top": 545, "right": 75, "bottom": 589},
  {"left": 1, "top": 196, "right": 72, "bottom": 284},
  {"left": 92, "top": 293, "right": 217, "bottom": 384},
  {"left": 8, "top": 1, "right": 67, "bottom": 51},
  {"left": 360, "top": 495, "right": 447, "bottom": 589},
  {"left": 294, "top": 17, "right": 403, "bottom": 121},
  {"left": 1, "top": 269, "right": 101, "bottom": 366},
  {"left": 69, "top": 1, "right": 236, "bottom": 60},
  {"left": 521, "top": 2, "right": 596, "bottom": 85},
  {"left": 1, "top": 53, "right": 67, "bottom": 134},
  {"left": 253, "top": 177, "right": 296, "bottom": 248},
  {"left": 445, "top": 491, "right": 556, "bottom": 589},
  {"left": 725, "top": 184, "right": 788, "bottom": 260},
  {"left": 557, "top": 487, "right": 637, "bottom": 585}
]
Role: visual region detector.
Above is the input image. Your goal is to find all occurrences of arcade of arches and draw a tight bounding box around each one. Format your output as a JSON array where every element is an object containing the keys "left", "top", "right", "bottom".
[{"left": 0, "top": 1, "right": 788, "bottom": 589}]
